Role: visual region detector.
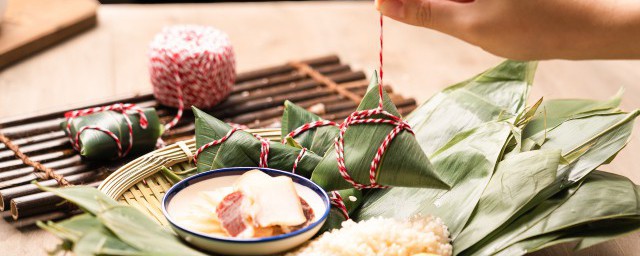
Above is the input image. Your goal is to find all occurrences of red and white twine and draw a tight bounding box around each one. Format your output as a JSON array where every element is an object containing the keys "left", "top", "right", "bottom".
[
  {"left": 255, "top": 134, "right": 271, "bottom": 168},
  {"left": 291, "top": 148, "right": 307, "bottom": 174},
  {"left": 330, "top": 191, "right": 350, "bottom": 220},
  {"left": 192, "top": 128, "right": 270, "bottom": 168},
  {"left": 149, "top": 25, "right": 236, "bottom": 130},
  {"left": 193, "top": 128, "right": 239, "bottom": 164},
  {"left": 64, "top": 103, "right": 149, "bottom": 158},
  {"left": 379, "top": 12, "right": 384, "bottom": 85},
  {"left": 282, "top": 120, "right": 337, "bottom": 143}
]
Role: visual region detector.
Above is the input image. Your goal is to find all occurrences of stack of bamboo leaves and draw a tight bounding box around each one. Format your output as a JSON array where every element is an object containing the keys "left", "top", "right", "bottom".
[
  {"left": 356, "top": 61, "right": 640, "bottom": 255},
  {"left": 39, "top": 60, "right": 640, "bottom": 256}
]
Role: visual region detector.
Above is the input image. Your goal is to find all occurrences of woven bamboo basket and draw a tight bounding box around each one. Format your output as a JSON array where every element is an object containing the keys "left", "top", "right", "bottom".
[{"left": 97, "top": 128, "right": 281, "bottom": 226}]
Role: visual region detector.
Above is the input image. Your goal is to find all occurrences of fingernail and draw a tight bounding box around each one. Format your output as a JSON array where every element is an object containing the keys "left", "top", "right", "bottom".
[{"left": 376, "top": 0, "right": 405, "bottom": 19}]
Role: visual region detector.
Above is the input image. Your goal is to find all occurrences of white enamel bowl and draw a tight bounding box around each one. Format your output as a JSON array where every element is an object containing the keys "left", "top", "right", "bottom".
[{"left": 162, "top": 167, "right": 330, "bottom": 255}]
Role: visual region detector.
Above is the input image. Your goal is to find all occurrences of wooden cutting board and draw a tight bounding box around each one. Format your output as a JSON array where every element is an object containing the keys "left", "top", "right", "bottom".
[{"left": 0, "top": 0, "right": 98, "bottom": 70}]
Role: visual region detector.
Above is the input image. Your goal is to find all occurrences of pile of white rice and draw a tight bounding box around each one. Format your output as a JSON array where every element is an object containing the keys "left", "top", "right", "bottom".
[{"left": 287, "top": 216, "right": 452, "bottom": 256}]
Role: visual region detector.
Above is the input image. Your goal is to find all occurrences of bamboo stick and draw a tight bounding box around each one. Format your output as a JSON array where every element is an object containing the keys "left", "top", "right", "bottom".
[
  {"left": 225, "top": 67, "right": 350, "bottom": 104},
  {"left": 232, "top": 63, "right": 350, "bottom": 93},
  {"left": 10, "top": 181, "right": 101, "bottom": 220},
  {"left": 0, "top": 155, "right": 81, "bottom": 176},
  {"left": 215, "top": 78, "right": 367, "bottom": 117},
  {"left": 4, "top": 210, "right": 81, "bottom": 228},
  {"left": 0, "top": 150, "right": 76, "bottom": 171},
  {"left": 0, "top": 131, "right": 66, "bottom": 151},
  {"left": 234, "top": 55, "right": 339, "bottom": 83},
  {"left": 0, "top": 138, "right": 69, "bottom": 161},
  {"left": 0, "top": 171, "right": 99, "bottom": 210},
  {"left": 227, "top": 95, "right": 346, "bottom": 124},
  {"left": 0, "top": 164, "right": 97, "bottom": 190},
  {"left": 215, "top": 71, "right": 365, "bottom": 110}
]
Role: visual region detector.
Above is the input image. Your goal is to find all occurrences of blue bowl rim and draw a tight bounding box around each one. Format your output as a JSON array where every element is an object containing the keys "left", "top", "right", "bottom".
[{"left": 161, "top": 167, "right": 331, "bottom": 244}]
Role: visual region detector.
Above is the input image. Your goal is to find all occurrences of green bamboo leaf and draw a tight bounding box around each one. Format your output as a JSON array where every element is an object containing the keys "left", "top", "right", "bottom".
[
  {"left": 407, "top": 60, "right": 536, "bottom": 155},
  {"left": 530, "top": 111, "right": 639, "bottom": 194},
  {"left": 193, "top": 107, "right": 322, "bottom": 178},
  {"left": 461, "top": 181, "right": 582, "bottom": 256},
  {"left": 522, "top": 88, "right": 623, "bottom": 139},
  {"left": 356, "top": 121, "right": 512, "bottom": 238},
  {"left": 37, "top": 214, "right": 106, "bottom": 243},
  {"left": 492, "top": 217, "right": 640, "bottom": 256},
  {"left": 98, "top": 205, "right": 206, "bottom": 256},
  {"left": 454, "top": 149, "right": 561, "bottom": 253},
  {"left": 73, "top": 230, "right": 144, "bottom": 256},
  {"left": 38, "top": 185, "right": 119, "bottom": 215},
  {"left": 467, "top": 171, "right": 640, "bottom": 256},
  {"left": 569, "top": 217, "right": 640, "bottom": 251},
  {"left": 441, "top": 60, "right": 536, "bottom": 114},
  {"left": 460, "top": 111, "right": 639, "bottom": 255},
  {"left": 490, "top": 233, "right": 561, "bottom": 256},
  {"left": 61, "top": 108, "right": 164, "bottom": 160},
  {"left": 281, "top": 100, "right": 339, "bottom": 156},
  {"left": 503, "top": 124, "right": 523, "bottom": 156},
  {"left": 514, "top": 98, "right": 543, "bottom": 127},
  {"left": 38, "top": 214, "right": 111, "bottom": 255},
  {"left": 311, "top": 73, "right": 448, "bottom": 191},
  {"left": 38, "top": 187, "right": 203, "bottom": 256},
  {"left": 284, "top": 136, "right": 304, "bottom": 149},
  {"left": 506, "top": 172, "right": 639, "bottom": 246}
]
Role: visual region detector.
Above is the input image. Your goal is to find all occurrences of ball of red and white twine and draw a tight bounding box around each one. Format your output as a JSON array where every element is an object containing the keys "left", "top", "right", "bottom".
[{"left": 149, "top": 25, "right": 236, "bottom": 129}]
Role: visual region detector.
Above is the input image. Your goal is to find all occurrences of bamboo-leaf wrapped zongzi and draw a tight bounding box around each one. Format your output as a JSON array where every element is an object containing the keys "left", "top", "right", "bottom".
[
  {"left": 193, "top": 107, "right": 323, "bottom": 178},
  {"left": 310, "top": 74, "right": 449, "bottom": 191},
  {"left": 61, "top": 104, "right": 163, "bottom": 160}
]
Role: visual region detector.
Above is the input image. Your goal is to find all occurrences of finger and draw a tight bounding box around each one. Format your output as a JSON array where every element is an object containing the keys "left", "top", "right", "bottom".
[{"left": 376, "top": 0, "right": 469, "bottom": 32}]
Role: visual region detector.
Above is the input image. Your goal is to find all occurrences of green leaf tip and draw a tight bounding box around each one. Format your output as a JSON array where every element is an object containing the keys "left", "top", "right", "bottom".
[
  {"left": 367, "top": 71, "right": 380, "bottom": 91},
  {"left": 497, "top": 60, "right": 538, "bottom": 83}
]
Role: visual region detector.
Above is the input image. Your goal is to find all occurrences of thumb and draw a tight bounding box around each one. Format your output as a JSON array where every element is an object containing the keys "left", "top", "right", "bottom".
[{"left": 376, "top": 0, "right": 467, "bottom": 31}]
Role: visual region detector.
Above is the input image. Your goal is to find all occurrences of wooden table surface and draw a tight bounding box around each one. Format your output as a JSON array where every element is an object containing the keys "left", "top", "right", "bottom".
[{"left": 1, "top": 1, "right": 639, "bottom": 255}]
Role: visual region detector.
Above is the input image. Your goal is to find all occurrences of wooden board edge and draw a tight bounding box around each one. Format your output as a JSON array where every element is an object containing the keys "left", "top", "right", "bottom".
[{"left": 0, "top": 9, "right": 98, "bottom": 70}]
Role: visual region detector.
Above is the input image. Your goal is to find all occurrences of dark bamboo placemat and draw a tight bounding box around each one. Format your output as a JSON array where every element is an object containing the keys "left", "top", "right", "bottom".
[{"left": 0, "top": 55, "right": 417, "bottom": 226}]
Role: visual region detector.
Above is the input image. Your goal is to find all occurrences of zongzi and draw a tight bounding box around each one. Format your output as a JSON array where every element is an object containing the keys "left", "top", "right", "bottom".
[{"left": 61, "top": 103, "right": 163, "bottom": 160}]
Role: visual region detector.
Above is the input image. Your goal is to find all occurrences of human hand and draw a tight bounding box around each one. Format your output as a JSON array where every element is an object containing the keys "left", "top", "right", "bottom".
[{"left": 376, "top": 0, "right": 640, "bottom": 60}]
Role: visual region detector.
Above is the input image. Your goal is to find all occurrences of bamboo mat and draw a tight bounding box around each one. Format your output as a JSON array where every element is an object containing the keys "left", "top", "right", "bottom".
[{"left": 0, "top": 54, "right": 417, "bottom": 226}]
